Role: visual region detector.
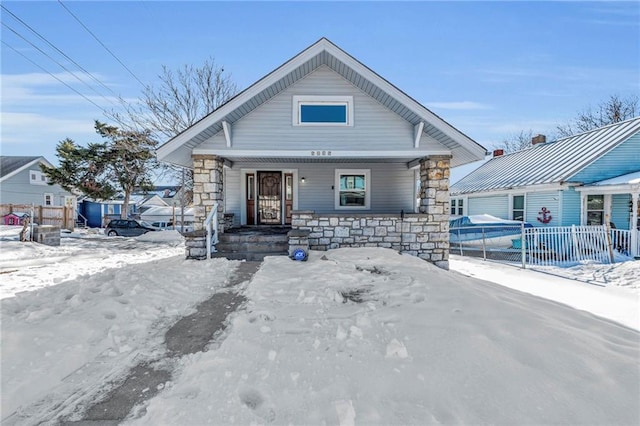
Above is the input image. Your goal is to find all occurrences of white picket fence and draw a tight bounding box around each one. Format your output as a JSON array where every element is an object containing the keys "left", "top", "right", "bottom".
[
  {"left": 450, "top": 223, "right": 638, "bottom": 267},
  {"left": 523, "top": 225, "right": 633, "bottom": 266}
]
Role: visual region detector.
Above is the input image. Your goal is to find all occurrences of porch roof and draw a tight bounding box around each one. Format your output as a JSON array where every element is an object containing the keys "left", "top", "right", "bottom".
[
  {"left": 576, "top": 170, "right": 640, "bottom": 194},
  {"left": 156, "top": 38, "right": 487, "bottom": 169}
]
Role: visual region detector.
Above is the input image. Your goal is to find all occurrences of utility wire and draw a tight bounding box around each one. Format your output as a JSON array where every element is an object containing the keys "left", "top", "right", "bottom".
[
  {"left": 2, "top": 40, "right": 108, "bottom": 113},
  {"left": 2, "top": 22, "right": 121, "bottom": 109},
  {"left": 0, "top": 4, "right": 124, "bottom": 104},
  {"left": 57, "top": 0, "right": 148, "bottom": 90}
]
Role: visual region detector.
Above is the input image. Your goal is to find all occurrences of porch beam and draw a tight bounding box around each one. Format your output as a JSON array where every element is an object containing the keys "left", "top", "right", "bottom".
[
  {"left": 414, "top": 121, "right": 424, "bottom": 148},
  {"left": 193, "top": 148, "right": 452, "bottom": 159},
  {"left": 222, "top": 121, "right": 232, "bottom": 147},
  {"left": 407, "top": 158, "right": 422, "bottom": 169}
]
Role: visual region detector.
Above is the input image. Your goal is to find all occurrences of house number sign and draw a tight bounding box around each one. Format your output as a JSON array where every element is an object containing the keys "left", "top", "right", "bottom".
[{"left": 311, "top": 150, "right": 332, "bottom": 156}]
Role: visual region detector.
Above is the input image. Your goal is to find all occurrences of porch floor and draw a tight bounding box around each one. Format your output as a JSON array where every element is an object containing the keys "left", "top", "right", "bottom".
[{"left": 223, "top": 225, "right": 292, "bottom": 236}]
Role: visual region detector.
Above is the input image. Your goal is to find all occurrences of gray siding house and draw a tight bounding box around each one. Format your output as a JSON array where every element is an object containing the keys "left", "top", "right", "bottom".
[
  {"left": 0, "top": 156, "right": 76, "bottom": 209},
  {"left": 450, "top": 118, "right": 640, "bottom": 232},
  {"left": 157, "top": 38, "right": 487, "bottom": 268}
]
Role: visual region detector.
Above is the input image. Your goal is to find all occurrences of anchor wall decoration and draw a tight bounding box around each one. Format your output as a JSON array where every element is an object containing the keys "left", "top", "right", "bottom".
[{"left": 537, "top": 207, "right": 553, "bottom": 224}]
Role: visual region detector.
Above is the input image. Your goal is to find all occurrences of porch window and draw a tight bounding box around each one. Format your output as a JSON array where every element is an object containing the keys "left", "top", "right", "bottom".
[
  {"left": 451, "top": 198, "right": 464, "bottom": 216},
  {"left": 512, "top": 195, "right": 525, "bottom": 221},
  {"left": 335, "top": 169, "right": 370, "bottom": 209},
  {"left": 293, "top": 96, "right": 353, "bottom": 126},
  {"left": 586, "top": 194, "right": 604, "bottom": 225}
]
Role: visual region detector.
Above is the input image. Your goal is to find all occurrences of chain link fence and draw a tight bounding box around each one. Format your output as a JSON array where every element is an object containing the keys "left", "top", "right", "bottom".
[{"left": 450, "top": 223, "right": 638, "bottom": 267}]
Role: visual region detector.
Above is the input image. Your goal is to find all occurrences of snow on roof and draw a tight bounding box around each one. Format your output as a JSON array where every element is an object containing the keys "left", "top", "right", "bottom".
[{"left": 590, "top": 170, "right": 640, "bottom": 186}]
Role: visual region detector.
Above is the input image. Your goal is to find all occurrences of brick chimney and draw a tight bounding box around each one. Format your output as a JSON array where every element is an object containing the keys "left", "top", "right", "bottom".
[
  {"left": 493, "top": 149, "right": 504, "bottom": 157},
  {"left": 531, "top": 134, "right": 546, "bottom": 145}
]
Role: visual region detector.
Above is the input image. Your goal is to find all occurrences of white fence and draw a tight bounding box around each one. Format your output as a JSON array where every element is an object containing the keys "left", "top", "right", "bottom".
[{"left": 450, "top": 224, "right": 638, "bottom": 267}]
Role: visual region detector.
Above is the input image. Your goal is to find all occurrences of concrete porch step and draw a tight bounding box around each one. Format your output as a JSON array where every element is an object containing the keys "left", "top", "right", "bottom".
[{"left": 213, "top": 228, "right": 290, "bottom": 261}]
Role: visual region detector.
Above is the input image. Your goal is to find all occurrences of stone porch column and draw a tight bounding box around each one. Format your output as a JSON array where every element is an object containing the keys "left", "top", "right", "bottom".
[
  {"left": 192, "top": 154, "right": 224, "bottom": 232},
  {"left": 419, "top": 155, "right": 452, "bottom": 270}
]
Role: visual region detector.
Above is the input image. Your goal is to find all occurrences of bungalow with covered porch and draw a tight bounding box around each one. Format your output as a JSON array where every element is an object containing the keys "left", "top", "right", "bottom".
[{"left": 155, "top": 38, "right": 487, "bottom": 269}]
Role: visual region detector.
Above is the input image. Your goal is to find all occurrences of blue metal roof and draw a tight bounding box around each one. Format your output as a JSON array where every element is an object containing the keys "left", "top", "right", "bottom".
[{"left": 451, "top": 117, "right": 640, "bottom": 195}]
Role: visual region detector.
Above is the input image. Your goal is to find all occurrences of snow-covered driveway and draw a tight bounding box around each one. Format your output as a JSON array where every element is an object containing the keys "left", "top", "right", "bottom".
[
  {"left": 1, "top": 228, "right": 638, "bottom": 425},
  {"left": 132, "top": 249, "right": 639, "bottom": 425}
]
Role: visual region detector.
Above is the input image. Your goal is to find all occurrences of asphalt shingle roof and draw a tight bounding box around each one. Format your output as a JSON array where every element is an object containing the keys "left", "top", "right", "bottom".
[{"left": 0, "top": 156, "right": 41, "bottom": 180}]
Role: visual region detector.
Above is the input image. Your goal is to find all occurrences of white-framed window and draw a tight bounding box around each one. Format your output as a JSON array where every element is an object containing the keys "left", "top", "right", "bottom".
[
  {"left": 511, "top": 194, "right": 525, "bottom": 221},
  {"left": 293, "top": 95, "right": 353, "bottom": 126},
  {"left": 586, "top": 194, "right": 605, "bottom": 225},
  {"left": 30, "top": 170, "right": 47, "bottom": 185},
  {"left": 64, "top": 196, "right": 75, "bottom": 209},
  {"left": 450, "top": 198, "right": 465, "bottom": 216},
  {"left": 44, "top": 193, "right": 54, "bottom": 206},
  {"left": 335, "top": 169, "right": 370, "bottom": 210}
]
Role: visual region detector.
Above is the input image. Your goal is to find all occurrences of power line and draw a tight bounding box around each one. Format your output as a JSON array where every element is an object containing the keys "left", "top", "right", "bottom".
[
  {"left": 57, "top": 0, "right": 148, "bottom": 90},
  {"left": 0, "top": 4, "right": 124, "bottom": 104},
  {"left": 2, "top": 40, "right": 108, "bottom": 113},
  {"left": 2, "top": 22, "right": 121, "bottom": 109}
]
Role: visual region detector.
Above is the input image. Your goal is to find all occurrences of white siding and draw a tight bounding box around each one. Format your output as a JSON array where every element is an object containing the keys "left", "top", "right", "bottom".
[
  {"left": 467, "top": 195, "right": 509, "bottom": 217},
  {"left": 199, "top": 66, "right": 448, "bottom": 152}
]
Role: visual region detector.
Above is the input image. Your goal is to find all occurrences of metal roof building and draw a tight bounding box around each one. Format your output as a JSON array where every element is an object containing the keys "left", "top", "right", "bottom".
[{"left": 451, "top": 117, "right": 640, "bottom": 196}]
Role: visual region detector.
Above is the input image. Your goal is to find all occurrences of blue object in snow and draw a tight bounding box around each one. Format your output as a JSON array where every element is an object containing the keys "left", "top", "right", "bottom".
[{"left": 292, "top": 248, "right": 308, "bottom": 261}]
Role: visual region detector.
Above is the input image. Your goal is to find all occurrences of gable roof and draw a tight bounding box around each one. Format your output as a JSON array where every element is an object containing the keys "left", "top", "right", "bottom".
[
  {"left": 0, "top": 156, "right": 53, "bottom": 183},
  {"left": 451, "top": 117, "right": 640, "bottom": 195},
  {"left": 156, "top": 37, "right": 487, "bottom": 168}
]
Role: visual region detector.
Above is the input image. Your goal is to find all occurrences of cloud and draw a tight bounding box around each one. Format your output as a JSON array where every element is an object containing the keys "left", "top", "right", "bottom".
[
  {"left": 1, "top": 71, "right": 136, "bottom": 109},
  {"left": 0, "top": 112, "right": 99, "bottom": 161},
  {"left": 426, "top": 101, "right": 493, "bottom": 111}
]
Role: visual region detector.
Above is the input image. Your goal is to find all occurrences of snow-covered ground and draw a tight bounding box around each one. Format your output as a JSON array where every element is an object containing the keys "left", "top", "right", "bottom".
[{"left": 1, "top": 226, "right": 638, "bottom": 425}]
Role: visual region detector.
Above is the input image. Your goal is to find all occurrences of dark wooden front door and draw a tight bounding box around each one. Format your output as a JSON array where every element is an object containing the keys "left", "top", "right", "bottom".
[{"left": 257, "top": 171, "right": 282, "bottom": 225}]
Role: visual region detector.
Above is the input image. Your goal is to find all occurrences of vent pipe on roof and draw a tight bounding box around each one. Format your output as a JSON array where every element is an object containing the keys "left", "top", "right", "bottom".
[
  {"left": 532, "top": 134, "right": 546, "bottom": 145},
  {"left": 492, "top": 149, "right": 504, "bottom": 157}
]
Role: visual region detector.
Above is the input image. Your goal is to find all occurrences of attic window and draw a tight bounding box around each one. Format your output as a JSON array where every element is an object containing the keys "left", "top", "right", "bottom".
[
  {"left": 293, "top": 95, "right": 353, "bottom": 126},
  {"left": 29, "top": 170, "right": 47, "bottom": 185}
]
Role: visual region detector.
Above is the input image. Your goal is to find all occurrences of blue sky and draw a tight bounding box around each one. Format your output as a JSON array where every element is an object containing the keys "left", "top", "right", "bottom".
[{"left": 1, "top": 1, "right": 639, "bottom": 183}]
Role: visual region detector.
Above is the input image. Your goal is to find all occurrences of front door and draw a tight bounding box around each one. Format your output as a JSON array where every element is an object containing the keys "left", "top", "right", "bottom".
[{"left": 257, "top": 171, "right": 282, "bottom": 225}]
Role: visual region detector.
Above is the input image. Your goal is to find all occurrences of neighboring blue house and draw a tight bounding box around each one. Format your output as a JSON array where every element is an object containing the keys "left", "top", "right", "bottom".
[
  {"left": 450, "top": 117, "right": 640, "bottom": 232},
  {"left": 78, "top": 199, "right": 125, "bottom": 228}
]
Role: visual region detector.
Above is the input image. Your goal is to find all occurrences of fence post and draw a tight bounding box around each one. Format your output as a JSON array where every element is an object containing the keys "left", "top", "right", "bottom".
[
  {"left": 604, "top": 223, "right": 615, "bottom": 264},
  {"left": 521, "top": 222, "right": 526, "bottom": 269},
  {"left": 481, "top": 227, "right": 487, "bottom": 260},
  {"left": 571, "top": 225, "right": 579, "bottom": 262}
]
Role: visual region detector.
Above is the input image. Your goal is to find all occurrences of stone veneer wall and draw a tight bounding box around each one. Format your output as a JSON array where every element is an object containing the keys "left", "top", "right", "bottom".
[
  {"left": 291, "top": 211, "right": 449, "bottom": 269},
  {"left": 192, "top": 154, "right": 224, "bottom": 232}
]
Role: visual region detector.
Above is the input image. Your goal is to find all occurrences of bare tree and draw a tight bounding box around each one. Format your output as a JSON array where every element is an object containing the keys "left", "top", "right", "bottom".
[
  {"left": 109, "top": 57, "right": 238, "bottom": 211},
  {"left": 497, "top": 129, "right": 536, "bottom": 153},
  {"left": 557, "top": 94, "right": 639, "bottom": 138},
  {"left": 111, "top": 57, "right": 237, "bottom": 139}
]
